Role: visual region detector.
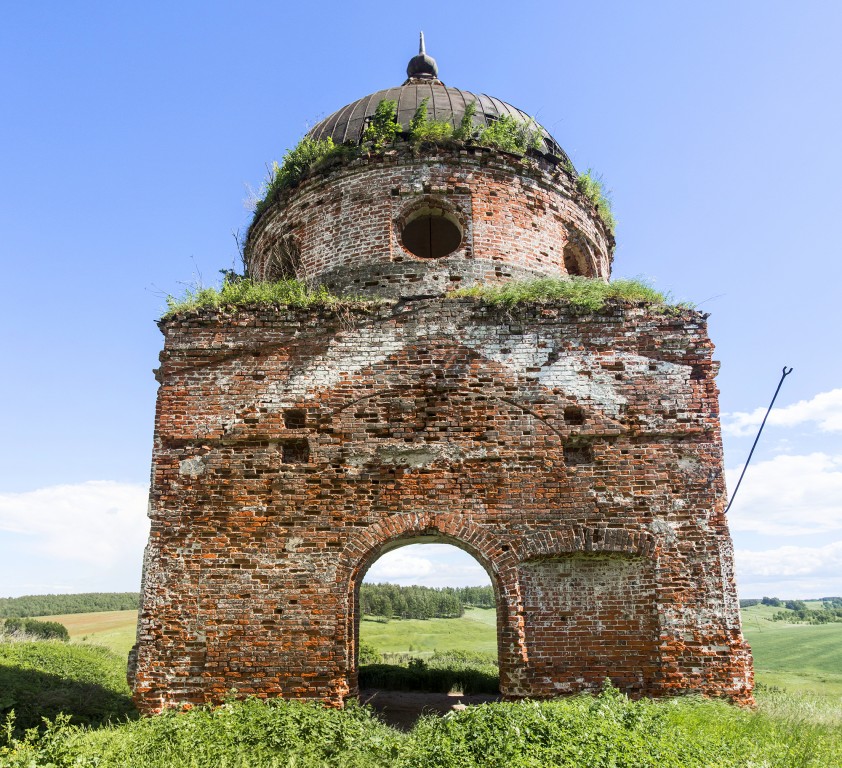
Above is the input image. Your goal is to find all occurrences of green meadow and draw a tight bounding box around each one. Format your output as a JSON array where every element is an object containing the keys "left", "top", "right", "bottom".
[{"left": 38, "top": 610, "right": 138, "bottom": 659}]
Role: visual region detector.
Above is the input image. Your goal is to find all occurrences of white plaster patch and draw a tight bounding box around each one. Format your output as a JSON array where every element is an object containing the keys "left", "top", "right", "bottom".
[
  {"left": 269, "top": 326, "right": 405, "bottom": 406},
  {"left": 178, "top": 457, "right": 205, "bottom": 477}
]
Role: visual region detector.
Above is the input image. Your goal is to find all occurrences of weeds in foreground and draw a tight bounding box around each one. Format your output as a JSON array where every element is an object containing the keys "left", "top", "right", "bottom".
[{"left": 2, "top": 686, "right": 840, "bottom": 767}]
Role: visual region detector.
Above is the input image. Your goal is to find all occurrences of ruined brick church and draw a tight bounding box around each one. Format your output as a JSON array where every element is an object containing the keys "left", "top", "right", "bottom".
[{"left": 130, "top": 39, "right": 754, "bottom": 712}]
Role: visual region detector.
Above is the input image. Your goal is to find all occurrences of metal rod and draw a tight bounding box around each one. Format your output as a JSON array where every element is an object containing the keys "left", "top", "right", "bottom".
[{"left": 724, "top": 366, "right": 793, "bottom": 516}]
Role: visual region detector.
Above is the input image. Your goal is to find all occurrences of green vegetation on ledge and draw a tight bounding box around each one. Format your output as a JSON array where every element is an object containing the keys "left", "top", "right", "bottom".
[
  {"left": 162, "top": 278, "right": 350, "bottom": 318},
  {"left": 453, "top": 277, "right": 682, "bottom": 312},
  {"left": 576, "top": 169, "right": 617, "bottom": 234}
]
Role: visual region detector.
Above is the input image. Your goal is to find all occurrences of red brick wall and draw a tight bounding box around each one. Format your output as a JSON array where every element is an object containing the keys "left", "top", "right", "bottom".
[{"left": 130, "top": 299, "right": 753, "bottom": 712}]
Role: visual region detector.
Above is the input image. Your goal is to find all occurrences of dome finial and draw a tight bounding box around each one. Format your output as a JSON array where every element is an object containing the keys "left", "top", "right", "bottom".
[{"left": 406, "top": 32, "right": 439, "bottom": 81}]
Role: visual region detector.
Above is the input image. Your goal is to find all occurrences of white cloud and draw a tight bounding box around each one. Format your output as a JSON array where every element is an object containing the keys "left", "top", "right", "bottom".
[
  {"left": 365, "top": 544, "right": 490, "bottom": 588},
  {"left": 726, "top": 453, "right": 842, "bottom": 536},
  {"left": 735, "top": 540, "right": 842, "bottom": 598},
  {"left": 0, "top": 481, "right": 149, "bottom": 596},
  {"left": 723, "top": 387, "right": 842, "bottom": 437}
]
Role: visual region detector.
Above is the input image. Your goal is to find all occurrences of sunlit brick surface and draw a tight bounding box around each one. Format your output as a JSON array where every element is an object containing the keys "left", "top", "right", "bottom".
[{"left": 131, "top": 300, "right": 754, "bottom": 712}]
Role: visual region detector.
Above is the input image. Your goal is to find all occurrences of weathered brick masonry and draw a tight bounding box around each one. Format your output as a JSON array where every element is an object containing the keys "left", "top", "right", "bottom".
[
  {"left": 131, "top": 46, "right": 753, "bottom": 711},
  {"left": 132, "top": 300, "right": 752, "bottom": 710}
]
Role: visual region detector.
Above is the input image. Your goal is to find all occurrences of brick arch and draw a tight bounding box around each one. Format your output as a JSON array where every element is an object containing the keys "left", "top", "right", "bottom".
[
  {"left": 336, "top": 511, "right": 528, "bottom": 698},
  {"left": 517, "top": 525, "right": 661, "bottom": 562}
]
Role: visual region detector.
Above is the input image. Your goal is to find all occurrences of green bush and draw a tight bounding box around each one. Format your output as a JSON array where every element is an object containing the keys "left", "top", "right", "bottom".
[
  {"left": 254, "top": 136, "right": 355, "bottom": 218},
  {"left": 362, "top": 99, "right": 401, "bottom": 149},
  {"left": 359, "top": 642, "right": 383, "bottom": 666},
  {"left": 409, "top": 98, "right": 454, "bottom": 146},
  {"left": 1, "top": 618, "right": 69, "bottom": 642},
  {"left": 0, "top": 641, "right": 136, "bottom": 741},
  {"left": 478, "top": 114, "right": 542, "bottom": 155}
]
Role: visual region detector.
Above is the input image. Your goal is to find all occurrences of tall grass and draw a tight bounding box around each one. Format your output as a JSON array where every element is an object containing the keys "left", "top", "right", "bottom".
[
  {"left": 163, "top": 278, "right": 350, "bottom": 318},
  {"left": 453, "top": 276, "right": 681, "bottom": 312}
]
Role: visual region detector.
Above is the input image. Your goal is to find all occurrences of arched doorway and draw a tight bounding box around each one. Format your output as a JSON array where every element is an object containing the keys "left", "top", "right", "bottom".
[
  {"left": 349, "top": 536, "right": 502, "bottom": 726},
  {"left": 342, "top": 529, "right": 519, "bottom": 702}
]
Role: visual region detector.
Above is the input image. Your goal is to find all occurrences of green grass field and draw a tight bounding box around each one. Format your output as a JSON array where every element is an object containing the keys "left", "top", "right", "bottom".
[
  {"left": 740, "top": 603, "right": 842, "bottom": 695},
  {"left": 39, "top": 610, "right": 137, "bottom": 658},
  {"left": 361, "top": 607, "right": 497, "bottom": 657}
]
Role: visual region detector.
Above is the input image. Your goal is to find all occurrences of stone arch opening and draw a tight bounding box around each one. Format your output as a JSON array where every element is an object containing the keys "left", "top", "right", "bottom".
[
  {"left": 359, "top": 542, "right": 498, "bottom": 681},
  {"left": 562, "top": 229, "right": 597, "bottom": 278},
  {"left": 263, "top": 231, "right": 301, "bottom": 280},
  {"left": 341, "top": 528, "right": 518, "bottom": 702}
]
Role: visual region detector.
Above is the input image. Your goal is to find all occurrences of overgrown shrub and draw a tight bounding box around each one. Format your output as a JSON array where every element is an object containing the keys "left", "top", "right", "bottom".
[
  {"left": 477, "top": 114, "right": 542, "bottom": 155},
  {"left": 1, "top": 618, "right": 68, "bottom": 642},
  {"left": 359, "top": 642, "right": 383, "bottom": 666},
  {"left": 362, "top": 99, "right": 401, "bottom": 149},
  {"left": 254, "top": 136, "right": 354, "bottom": 217},
  {"left": 2, "top": 687, "right": 840, "bottom": 767}
]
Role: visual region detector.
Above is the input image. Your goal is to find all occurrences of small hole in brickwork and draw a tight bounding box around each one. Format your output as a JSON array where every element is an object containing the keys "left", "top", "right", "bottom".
[
  {"left": 281, "top": 439, "right": 310, "bottom": 464},
  {"left": 564, "top": 442, "right": 594, "bottom": 465},
  {"left": 284, "top": 409, "right": 306, "bottom": 429},
  {"left": 564, "top": 406, "right": 586, "bottom": 425}
]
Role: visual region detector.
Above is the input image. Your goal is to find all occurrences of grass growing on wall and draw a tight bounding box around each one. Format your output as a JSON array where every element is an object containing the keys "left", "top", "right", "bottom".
[
  {"left": 452, "top": 277, "right": 677, "bottom": 312},
  {"left": 576, "top": 170, "right": 617, "bottom": 234},
  {"left": 162, "top": 278, "right": 350, "bottom": 318}
]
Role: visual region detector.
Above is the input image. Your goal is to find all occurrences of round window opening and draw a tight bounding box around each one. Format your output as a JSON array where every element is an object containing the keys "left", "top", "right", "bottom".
[{"left": 401, "top": 208, "right": 463, "bottom": 259}]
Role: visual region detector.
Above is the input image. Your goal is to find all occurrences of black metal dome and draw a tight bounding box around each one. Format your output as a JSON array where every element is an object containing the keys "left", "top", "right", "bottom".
[{"left": 307, "top": 37, "right": 570, "bottom": 164}]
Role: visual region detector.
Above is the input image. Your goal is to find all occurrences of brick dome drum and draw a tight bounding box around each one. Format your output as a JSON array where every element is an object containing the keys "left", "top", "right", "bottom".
[{"left": 245, "top": 43, "right": 613, "bottom": 299}]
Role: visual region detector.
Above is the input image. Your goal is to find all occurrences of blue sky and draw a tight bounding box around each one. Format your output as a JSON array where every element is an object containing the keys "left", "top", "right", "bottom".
[{"left": 1, "top": 2, "right": 840, "bottom": 599}]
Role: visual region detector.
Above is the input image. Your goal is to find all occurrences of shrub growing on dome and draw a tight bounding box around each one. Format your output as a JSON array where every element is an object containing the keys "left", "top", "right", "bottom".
[
  {"left": 408, "top": 98, "right": 454, "bottom": 146},
  {"left": 254, "top": 136, "right": 351, "bottom": 217},
  {"left": 361, "top": 99, "right": 401, "bottom": 149},
  {"left": 478, "top": 114, "right": 543, "bottom": 155}
]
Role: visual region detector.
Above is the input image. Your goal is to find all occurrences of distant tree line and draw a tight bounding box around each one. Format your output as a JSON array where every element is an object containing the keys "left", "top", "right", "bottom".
[
  {"left": 0, "top": 592, "right": 140, "bottom": 618},
  {"left": 360, "top": 584, "right": 494, "bottom": 620},
  {"left": 744, "top": 596, "right": 842, "bottom": 624}
]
